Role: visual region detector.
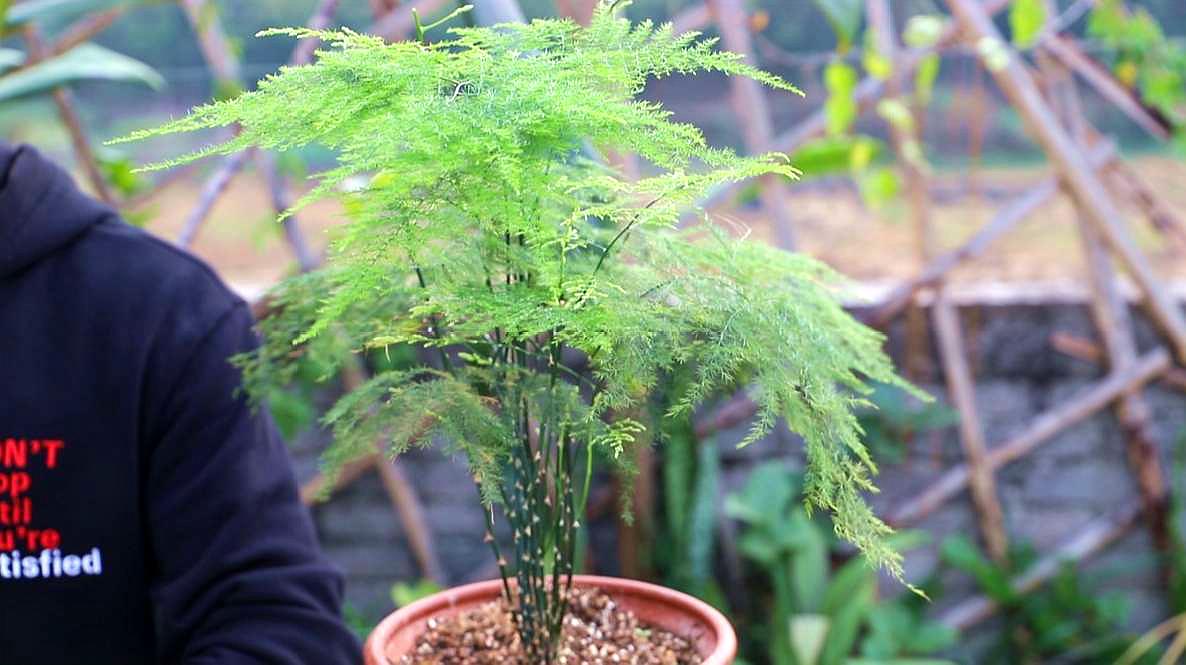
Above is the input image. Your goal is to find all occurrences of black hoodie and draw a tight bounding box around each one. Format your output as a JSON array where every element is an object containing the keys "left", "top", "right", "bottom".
[{"left": 0, "top": 143, "right": 361, "bottom": 664}]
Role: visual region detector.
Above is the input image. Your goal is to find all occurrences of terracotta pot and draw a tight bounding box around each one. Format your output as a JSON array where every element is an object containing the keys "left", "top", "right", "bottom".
[{"left": 364, "top": 574, "right": 737, "bottom": 664}]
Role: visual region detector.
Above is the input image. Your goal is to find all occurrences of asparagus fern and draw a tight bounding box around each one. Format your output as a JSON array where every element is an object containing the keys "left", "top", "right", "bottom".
[{"left": 116, "top": 3, "right": 923, "bottom": 658}]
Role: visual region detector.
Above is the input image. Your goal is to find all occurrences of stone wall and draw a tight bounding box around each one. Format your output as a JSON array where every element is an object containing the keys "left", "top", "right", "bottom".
[{"left": 291, "top": 297, "right": 1186, "bottom": 640}]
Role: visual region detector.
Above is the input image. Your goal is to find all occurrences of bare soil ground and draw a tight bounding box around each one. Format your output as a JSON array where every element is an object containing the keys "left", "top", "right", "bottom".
[{"left": 135, "top": 155, "right": 1186, "bottom": 296}]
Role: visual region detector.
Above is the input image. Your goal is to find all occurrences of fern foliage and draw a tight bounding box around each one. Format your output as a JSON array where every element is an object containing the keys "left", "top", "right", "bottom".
[{"left": 117, "top": 1, "right": 924, "bottom": 652}]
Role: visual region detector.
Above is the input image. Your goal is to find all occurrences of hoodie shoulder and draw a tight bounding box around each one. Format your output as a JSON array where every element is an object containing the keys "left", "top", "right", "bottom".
[{"left": 75, "top": 219, "right": 247, "bottom": 330}]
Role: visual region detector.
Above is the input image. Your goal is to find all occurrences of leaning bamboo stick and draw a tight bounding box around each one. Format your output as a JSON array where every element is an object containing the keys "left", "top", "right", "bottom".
[
  {"left": 1108, "top": 160, "right": 1186, "bottom": 249},
  {"left": 888, "top": 348, "right": 1171, "bottom": 526},
  {"left": 21, "top": 26, "right": 115, "bottom": 205},
  {"left": 374, "top": 457, "right": 447, "bottom": 585},
  {"left": 1052, "top": 333, "right": 1186, "bottom": 391},
  {"left": 177, "top": 149, "right": 253, "bottom": 248},
  {"left": 1041, "top": 35, "right": 1171, "bottom": 141},
  {"left": 1038, "top": 44, "right": 1171, "bottom": 552},
  {"left": 669, "top": 3, "right": 711, "bottom": 35},
  {"left": 706, "top": 0, "right": 797, "bottom": 248},
  {"left": 938, "top": 502, "right": 1141, "bottom": 630},
  {"left": 933, "top": 293, "right": 1010, "bottom": 562},
  {"left": 177, "top": 0, "right": 334, "bottom": 252},
  {"left": 300, "top": 453, "right": 378, "bottom": 504},
  {"left": 943, "top": 0, "right": 1186, "bottom": 364},
  {"left": 866, "top": 141, "right": 1116, "bottom": 328},
  {"left": 866, "top": 0, "right": 936, "bottom": 380}
]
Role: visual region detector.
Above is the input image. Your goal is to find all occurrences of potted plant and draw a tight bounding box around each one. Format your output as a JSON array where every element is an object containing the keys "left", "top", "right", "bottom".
[{"left": 117, "top": 3, "right": 920, "bottom": 662}]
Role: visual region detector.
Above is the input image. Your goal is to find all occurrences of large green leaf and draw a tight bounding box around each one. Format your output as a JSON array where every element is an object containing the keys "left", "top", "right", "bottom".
[
  {"left": 790, "top": 511, "right": 829, "bottom": 612},
  {"left": 0, "top": 42, "right": 162, "bottom": 103},
  {"left": 724, "top": 461, "right": 797, "bottom": 526},
  {"left": 789, "top": 614, "right": 830, "bottom": 665},
  {"left": 686, "top": 439, "right": 719, "bottom": 589}
]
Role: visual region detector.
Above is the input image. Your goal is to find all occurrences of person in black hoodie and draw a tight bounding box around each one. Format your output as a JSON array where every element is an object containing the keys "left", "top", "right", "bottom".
[{"left": 0, "top": 141, "right": 362, "bottom": 664}]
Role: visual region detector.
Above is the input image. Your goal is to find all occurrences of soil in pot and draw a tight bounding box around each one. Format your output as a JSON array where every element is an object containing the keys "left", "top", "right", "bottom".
[{"left": 399, "top": 587, "right": 703, "bottom": 664}]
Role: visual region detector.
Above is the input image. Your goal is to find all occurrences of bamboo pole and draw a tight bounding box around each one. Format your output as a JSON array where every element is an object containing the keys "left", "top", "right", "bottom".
[
  {"left": 866, "top": 0, "right": 1006, "bottom": 558},
  {"left": 1107, "top": 160, "right": 1186, "bottom": 249},
  {"left": 933, "top": 292, "right": 1010, "bottom": 561},
  {"left": 888, "top": 348, "right": 1171, "bottom": 526},
  {"left": 21, "top": 26, "right": 115, "bottom": 205},
  {"left": 705, "top": 0, "right": 797, "bottom": 249},
  {"left": 943, "top": 0, "right": 1186, "bottom": 364},
  {"left": 177, "top": 0, "right": 333, "bottom": 252},
  {"left": 177, "top": 149, "right": 252, "bottom": 248},
  {"left": 1041, "top": 35, "right": 1171, "bottom": 141},
  {"left": 866, "top": 0, "right": 936, "bottom": 381},
  {"left": 669, "top": 3, "right": 711, "bottom": 35}
]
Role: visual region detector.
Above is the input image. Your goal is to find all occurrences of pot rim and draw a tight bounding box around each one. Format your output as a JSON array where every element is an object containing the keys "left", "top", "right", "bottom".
[{"left": 363, "top": 574, "right": 737, "bottom": 664}]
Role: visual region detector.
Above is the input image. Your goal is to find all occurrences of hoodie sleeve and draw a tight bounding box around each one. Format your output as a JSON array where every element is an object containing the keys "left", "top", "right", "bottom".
[{"left": 144, "top": 301, "right": 361, "bottom": 665}]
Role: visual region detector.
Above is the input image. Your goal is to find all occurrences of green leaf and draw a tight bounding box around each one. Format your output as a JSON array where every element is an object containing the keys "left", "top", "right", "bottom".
[
  {"left": 790, "top": 511, "right": 829, "bottom": 612},
  {"left": 819, "top": 578, "right": 873, "bottom": 665},
  {"left": 0, "top": 43, "right": 163, "bottom": 103},
  {"left": 915, "top": 53, "right": 940, "bottom": 105},
  {"left": 810, "top": 0, "right": 863, "bottom": 53},
  {"left": 849, "top": 654, "right": 958, "bottom": 659},
  {"left": 863, "top": 47, "right": 892, "bottom": 81},
  {"left": 903, "top": 15, "right": 945, "bottom": 49},
  {"left": 1009, "top": 0, "right": 1046, "bottom": 48},
  {"left": 391, "top": 579, "right": 442, "bottom": 608},
  {"left": 858, "top": 167, "right": 899, "bottom": 209},
  {"left": 789, "top": 614, "right": 830, "bottom": 665},
  {"left": 724, "top": 461, "right": 796, "bottom": 526},
  {"left": 686, "top": 438, "right": 719, "bottom": 588},
  {"left": 824, "top": 61, "right": 859, "bottom": 136},
  {"left": 790, "top": 136, "right": 884, "bottom": 179},
  {"left": 876, "top": 98, "right": 914, "bottom": 133},
  {"left": 822, "top": 556, "right": 876, "bottom": 617},
  {"left": 940, "top": 535, "right": 1015, "bottom": 603}
]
